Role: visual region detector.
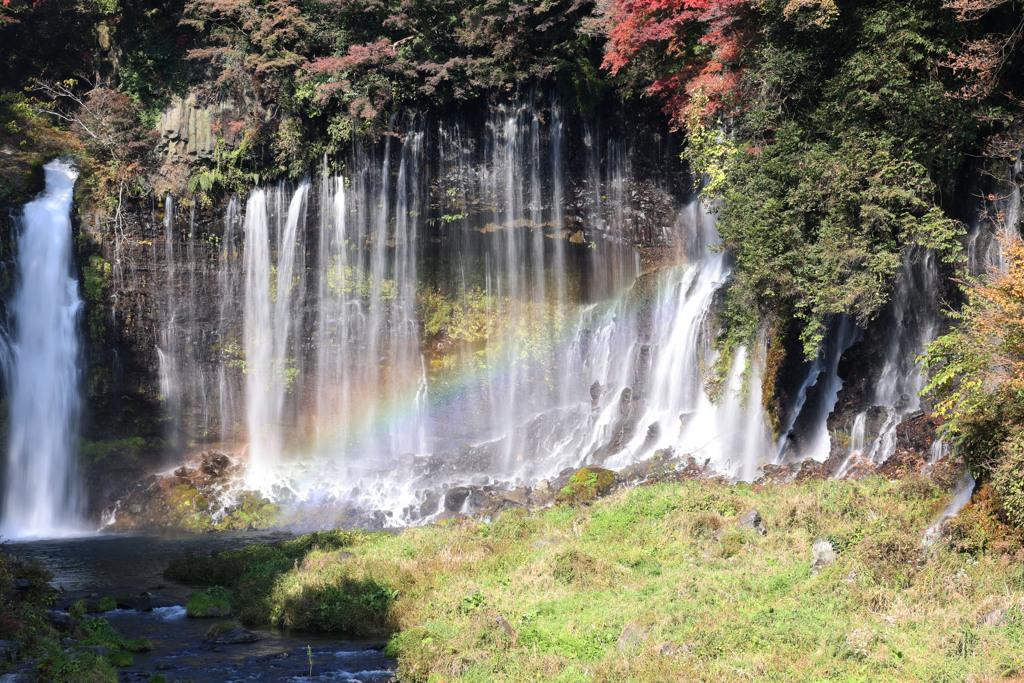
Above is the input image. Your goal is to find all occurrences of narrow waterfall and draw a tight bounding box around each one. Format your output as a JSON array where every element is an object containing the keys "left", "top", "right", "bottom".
[
  {"left": 0, "top": 159, "right": 85, "bottom": 538},
  {"left": 243, "top": 182, "right": 310, "bottom": 489},
  {"left": 157, "top": 194, "right": 180, "bottom": 446},
  {"left": 837, "top": 250, "right": 939, "bottom": 473},
  {"left": 775, "top": 317, "right": 859, "bottom": 463}
]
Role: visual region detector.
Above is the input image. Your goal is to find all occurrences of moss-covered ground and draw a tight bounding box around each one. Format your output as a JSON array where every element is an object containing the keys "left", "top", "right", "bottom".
[{"left": 166, "top": 475, "right": 1024, "bottom": 682}]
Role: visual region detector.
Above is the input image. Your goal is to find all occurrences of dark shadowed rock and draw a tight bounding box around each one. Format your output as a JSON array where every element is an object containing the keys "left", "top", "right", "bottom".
[
  {"left": 205, "top": 627, "right": 259, "bottom": 644},
  {"left": 200, "top": 452, "right": 232, "bottom": 478},
  {"left": 502, "top": 487, "right": 530, "bottom": 507},
  {"left": 46, "top": 611, "right": 76, "bottom": 630},
  {"left": 0, "top": 641, "right": 18, "bottom": 662},
  {"left": 443, "top": 487, "right": 471, "bottom": 512},
  {"left": 116, "top": 593, "right": 153, "bottom": 612}
]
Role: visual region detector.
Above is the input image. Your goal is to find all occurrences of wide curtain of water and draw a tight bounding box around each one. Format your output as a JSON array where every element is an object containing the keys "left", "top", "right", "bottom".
[{"left": 139, "top": 106, "right": 790, "bottom": 523}]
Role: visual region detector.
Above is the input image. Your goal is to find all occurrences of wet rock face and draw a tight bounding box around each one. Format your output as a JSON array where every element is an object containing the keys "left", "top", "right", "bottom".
[{"left": 102, "top": 452, "right": 278, "bottom": 532}]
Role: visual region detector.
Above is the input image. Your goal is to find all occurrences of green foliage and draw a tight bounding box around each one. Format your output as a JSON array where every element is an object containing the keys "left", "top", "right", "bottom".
[
  {"left": 223, "top": 474, "right": 1019, "bottom": 681},
  {"left": 168, "top": 484, "right": 213, "bottom": 532},
  {"left": 203, "top": 620, "right": 236, "bottom": 639},
  {"left": 81, "top": 617, "right": 126, "bottom": 649},
  {"left": 922, "top": 240, "right": 1024, "bottom": 513},
  {"left": 186, "top": 586, "right": 234, "bottom": 618},
  {"left": 38, "top": 650, "right": 118, "bottom": 683},
  {"left": 68, "top": 599, "right": 88, "bottom": 619},
  {"left": 80, "top": 437, "right": 145, "bottom": 465},
  {"left": 217, "top": 491, "right": 281, "bottom": 531},
  {"left": 268, "top": 573, "right": 397, "bottom": 633},
  {"left": 611, "top": 0, "right": 974, "bottom": 357},
  {"left": 0, "top": 92, "right": 80, "bottom": 203},
  {"left": 419, "top": 286, "right": 497, "bottom": 342},
  {"left": 92, "top": 596, "right": 117, "bottom": 613},
  {"left": 718, "top": 125, "right": 961, "bottom": 353},
  {"left": 993, "top": 440, "right": 1024, "bottom": 528},
  {"left": 125, "top": 637, "right": 152, "bottom": 652}
]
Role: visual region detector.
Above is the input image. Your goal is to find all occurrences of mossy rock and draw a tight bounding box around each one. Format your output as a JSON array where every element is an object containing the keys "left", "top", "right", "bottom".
[
  {"left": 186, "top": 586, "right": 233, "bottom": 618},
  {"left": 557, "top": 467, "right": 616, "bottom": 504},
  {"left": 88, "top": 596, "right": 118, "bottom": 613}
]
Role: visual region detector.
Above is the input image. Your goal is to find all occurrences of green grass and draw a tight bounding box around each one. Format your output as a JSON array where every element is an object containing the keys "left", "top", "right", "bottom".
[{"left": 165, "top": 476, "right": 1024, "bottom": 681}]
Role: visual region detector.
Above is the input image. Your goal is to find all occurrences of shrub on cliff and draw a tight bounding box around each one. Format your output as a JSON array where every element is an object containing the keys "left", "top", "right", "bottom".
[{"left": 924, "top": 238, "right": 1024, "bottom": 529}]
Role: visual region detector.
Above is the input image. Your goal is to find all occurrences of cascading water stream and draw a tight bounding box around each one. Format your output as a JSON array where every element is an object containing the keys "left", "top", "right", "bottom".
[
  {"left": 837, "top": 250, "right": 939, "bottom": 474},
  {"left": 243, "top": 182, "right": 309, "bottom": 491},
  {"left": 0, "top": 159, "right": 85, "bottom": 538}
]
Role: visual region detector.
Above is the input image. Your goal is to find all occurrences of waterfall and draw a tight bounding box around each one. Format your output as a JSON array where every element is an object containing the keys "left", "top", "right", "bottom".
[
  {"left": 553, "top": 201, "right": 772, "bottom": 481},
  {"left": 0, "top": 159, "right": 85, "bottom": 538},
  {"left": 838, "top": 249, "right": 939, "bottom": 473},
  {"left": 775, "top": 316, "right": 860, "bottom": 464},
  {"left": 243, "top": 182, "right": 309, "bottom": 490},
  {"left": 141, "top": 107, "right": 787, "bottom": 521},
  {"left": 157, "top": 194, "right": 180, "bottom": 446}
]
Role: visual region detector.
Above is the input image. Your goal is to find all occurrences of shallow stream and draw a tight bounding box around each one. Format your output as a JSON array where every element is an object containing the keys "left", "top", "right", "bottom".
[{"left": 9, "top": 533, "right": 395, "bottom": 682}]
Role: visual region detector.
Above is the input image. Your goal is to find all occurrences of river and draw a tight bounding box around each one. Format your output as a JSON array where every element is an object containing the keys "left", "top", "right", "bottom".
[{"left": 9, "top": 532, "right": 395, "bottom": 682}]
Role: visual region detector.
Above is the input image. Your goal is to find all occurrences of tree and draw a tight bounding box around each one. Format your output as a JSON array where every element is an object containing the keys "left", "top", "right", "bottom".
[
  {"left": 923, "top": 237, "right": 1024, "bottom": 526},
  {"left": 602, "top": 0, "right": 752, "bottom": 127}
]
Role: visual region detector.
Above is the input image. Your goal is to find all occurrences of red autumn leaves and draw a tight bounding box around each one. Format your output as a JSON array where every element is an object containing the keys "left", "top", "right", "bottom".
[{"left": 602, "top": 0, "right": 752, "bottom": 126}]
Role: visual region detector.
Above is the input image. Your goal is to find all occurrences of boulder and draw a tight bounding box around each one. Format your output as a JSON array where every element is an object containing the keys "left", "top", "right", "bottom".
[
  {"left": 0, "top": 641, "right": 18, "bottom": 662},
  {"left": 501, "top": 487, "right": 530, "bottom": 507},
  {"left": 116, "top": 593, "right": 153, "bottom": 612},
  {"left": 811, "top": 538, "right": 838, "bottom": 573},
  {"left": 205, "top": 627, "right": 259, "bottom": 644},
  {"left": 45, "top": 611, "right": 76, "bottom": 630},
  {"left": 736, "top": 509, "right": 767, "bottom": 536},
  {"left": 616, "top": 621, "right": 649, "bottom": 652},
  {"left": 443, "top": 487, "right": 471, "bottom": 512},
  {"left": 200, "top": 452, "right": 232, "bottom": 478}
]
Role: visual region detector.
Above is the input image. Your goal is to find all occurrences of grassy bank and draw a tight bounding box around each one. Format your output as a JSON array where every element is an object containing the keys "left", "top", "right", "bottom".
[{"left": 167, "top": 475, "right": 1024, "bottom": 682}]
